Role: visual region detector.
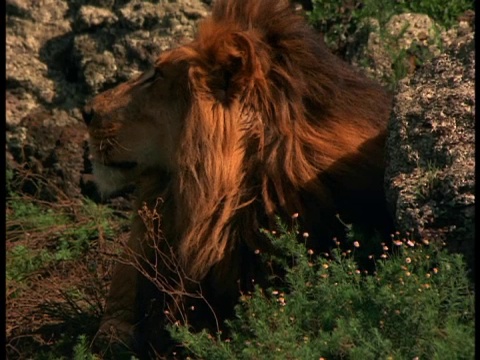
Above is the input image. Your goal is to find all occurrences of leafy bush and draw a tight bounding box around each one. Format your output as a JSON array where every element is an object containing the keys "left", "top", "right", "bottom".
[{"left": 169, "top": 220, "right": 474, "bottom": 359}]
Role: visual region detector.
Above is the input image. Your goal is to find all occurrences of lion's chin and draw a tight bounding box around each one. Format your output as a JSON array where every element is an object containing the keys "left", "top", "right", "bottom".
[{"left": 92, "top": 161, "right": 138, "bottom": 196}]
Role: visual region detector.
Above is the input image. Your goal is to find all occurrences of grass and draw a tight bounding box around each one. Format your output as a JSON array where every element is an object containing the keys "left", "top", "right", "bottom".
[
  {"left": 7, "top": 197, "right": 119, "bottom": 283},
  {"left": 73, "top": 335, "right": 102, "bottom": 360}
]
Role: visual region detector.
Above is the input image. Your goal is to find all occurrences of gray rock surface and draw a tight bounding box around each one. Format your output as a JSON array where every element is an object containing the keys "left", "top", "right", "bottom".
[
  {"left": 385, "top": 32, "right": 475, "bottom": 271},
  {"left": 6, "top": 0, "right": 209, "bottom": 200}
]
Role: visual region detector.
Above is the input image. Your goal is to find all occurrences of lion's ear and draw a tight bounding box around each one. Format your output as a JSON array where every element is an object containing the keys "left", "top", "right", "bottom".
[{"left": 208, "top": 32, "right": 261, "bottom": 104}]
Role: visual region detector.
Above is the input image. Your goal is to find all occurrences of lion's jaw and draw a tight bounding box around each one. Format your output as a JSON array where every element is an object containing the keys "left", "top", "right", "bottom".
[
  {"left": 91, "top": 161, "right": 137, "bottom": 195},
  {"left": 91, "top": 113, "right": 182, "bottom": 196},
  {"left": 88, "top": 127, "right": 175, "bottom": 196}
]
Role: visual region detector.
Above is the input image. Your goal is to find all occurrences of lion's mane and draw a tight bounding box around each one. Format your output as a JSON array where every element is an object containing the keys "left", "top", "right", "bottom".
[{"left": 150, "top": 0, "right": 392, "bottom": 280}]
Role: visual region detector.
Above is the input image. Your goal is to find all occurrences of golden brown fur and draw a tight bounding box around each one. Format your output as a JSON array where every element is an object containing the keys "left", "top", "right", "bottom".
[{"left": 84, "top": 0, "right": 392, "bottom": 356}]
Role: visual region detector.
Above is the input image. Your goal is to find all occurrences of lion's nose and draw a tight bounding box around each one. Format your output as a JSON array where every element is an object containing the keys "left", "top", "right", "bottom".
[{"left": 82, "top": 104, "right": 95, "bottom": 126}]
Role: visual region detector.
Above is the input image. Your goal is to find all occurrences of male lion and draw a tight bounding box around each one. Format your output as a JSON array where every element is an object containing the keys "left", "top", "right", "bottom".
[{"left": 84, "top": 0, "right": 393, "bottom": 357}]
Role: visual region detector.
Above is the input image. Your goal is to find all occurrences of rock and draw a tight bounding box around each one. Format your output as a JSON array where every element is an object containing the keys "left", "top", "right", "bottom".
[
  {"left": 73, "top": 34, "right": 119, "bottom": 93},
  {"left": 347, "top": 13, "right": 474, "bottom": 85},
  {"left": 118, "top": 1, "right": 167, "bottom": 30},
  {"left": 385, "top": 31, "right": 474, "bottom": 273},
  {"left": 74, "top": 6, "right": 118, "bottom": 31},
  {"left": 71, "top": 0, "right": 207, "bottom": 94},
  {"left": 6, "top": 0, "right": 209, "bottom": 201},
  {"left": 6, "top": 0, "right": 31, "bottom": 18},
  {"left": 6, "top": 108, "right": 88, "bottom": 201}
]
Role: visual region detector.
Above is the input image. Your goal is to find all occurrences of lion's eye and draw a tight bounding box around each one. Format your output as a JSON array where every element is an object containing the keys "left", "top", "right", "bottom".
[{"left": 137, "top": 67, "right": 163, "bottom": 84}]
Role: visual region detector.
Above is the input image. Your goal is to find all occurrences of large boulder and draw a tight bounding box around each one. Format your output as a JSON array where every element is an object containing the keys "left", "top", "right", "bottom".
[{"left": 385, "top": 31, "right": 475, "bottom": 272}]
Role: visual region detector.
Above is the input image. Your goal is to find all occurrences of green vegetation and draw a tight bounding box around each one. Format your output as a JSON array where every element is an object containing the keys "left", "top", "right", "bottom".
[
  {"left": 308, "top": 0, "right": 474, "bottom": 87},
  {"left": 399, "top": 0, "right": 474, "bottom": 28},
  {"left": 73, "top": 335, "right": 100, "bottom": 360},
  {"left": 309, "top": 0, "right": 473, "bottom": 36},
  {"left": 414, "top": 161, "right": 443, "bottom": 201},
  {"left": 6, "top": 169, "right": 128, "bottom": 359},
  {"left": 169, "top": 219, "right": 475, "bottom": 359},
  {"left": 7, "top": 197, "right": 118, "bottom": 283}
]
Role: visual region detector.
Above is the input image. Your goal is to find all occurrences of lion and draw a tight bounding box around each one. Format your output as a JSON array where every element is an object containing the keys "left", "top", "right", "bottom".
[{"left": 83, "top": 0, "right": 393, "bottom": 357}]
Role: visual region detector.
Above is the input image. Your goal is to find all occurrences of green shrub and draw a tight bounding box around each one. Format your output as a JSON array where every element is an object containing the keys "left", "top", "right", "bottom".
[
  {"left": 169, "top": 220, "right": 474, "bottom": 359},
  {"left": 73, "top": 335, "right": 100, "bottom": 360},
  {"left": 399, "top": 0, "right": 474, "bottom": 28}
]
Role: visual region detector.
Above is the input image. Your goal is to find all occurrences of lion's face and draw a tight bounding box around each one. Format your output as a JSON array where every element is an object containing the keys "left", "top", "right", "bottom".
[{"left": 84, "top": 56, "right": 190, "bottom": 195}]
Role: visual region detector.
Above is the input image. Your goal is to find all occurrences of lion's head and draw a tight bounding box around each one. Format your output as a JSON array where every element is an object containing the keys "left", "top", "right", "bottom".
[
  {"left": 83, "top": 58, "right": 190, "bottom": 195},
  {"left": 84, "top": 0, "right": 391, "bottom": 280}
]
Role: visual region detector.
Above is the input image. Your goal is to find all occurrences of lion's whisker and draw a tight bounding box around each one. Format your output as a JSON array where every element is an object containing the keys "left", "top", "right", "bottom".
[{"left": 111, "top": 138, "right": 133, "bottom": 152}]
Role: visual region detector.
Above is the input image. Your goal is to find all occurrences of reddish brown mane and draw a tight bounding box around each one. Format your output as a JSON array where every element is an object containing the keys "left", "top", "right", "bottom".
[{"left": 146, "top": 0, "right": 391, "bottom": 280}]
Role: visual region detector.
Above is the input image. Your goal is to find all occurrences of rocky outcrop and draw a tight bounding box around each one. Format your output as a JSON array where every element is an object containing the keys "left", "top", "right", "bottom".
[
  {"left": 347, "top": 12, "right": 474, "bottom": 85},
  {"left": 6, "top": 0, "right": 209, "bottom": 201},
  {"left": 385, "top": 31, "right": 475, "bottom": 271}
]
